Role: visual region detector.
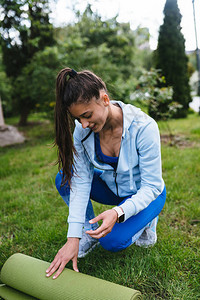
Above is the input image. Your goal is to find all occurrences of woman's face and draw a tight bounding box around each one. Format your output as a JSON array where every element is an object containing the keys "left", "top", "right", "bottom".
[{"left": 68, "top": 91, "right": 109, "bottom": 133}]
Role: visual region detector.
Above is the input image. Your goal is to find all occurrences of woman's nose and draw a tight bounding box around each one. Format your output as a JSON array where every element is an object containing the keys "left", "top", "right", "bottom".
[{"left": 80, "top": 119, "right": 89, "bottom": 129}]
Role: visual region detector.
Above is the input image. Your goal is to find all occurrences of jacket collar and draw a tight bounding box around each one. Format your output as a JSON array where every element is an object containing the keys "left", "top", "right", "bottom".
[
  {"left": 110, "top": 100, "right": 141, "bottom": 138},
  {"left": 81, "top": 130, "right": 113, "bottom": 170}
]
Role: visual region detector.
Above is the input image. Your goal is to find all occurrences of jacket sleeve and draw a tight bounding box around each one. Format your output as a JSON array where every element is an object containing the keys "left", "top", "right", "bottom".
[
  {"left": 67, "top": 125, "right": 94, "bottom": 238},
  {"left": 120, "top": 119, "right": 164, "bottom": 221}
]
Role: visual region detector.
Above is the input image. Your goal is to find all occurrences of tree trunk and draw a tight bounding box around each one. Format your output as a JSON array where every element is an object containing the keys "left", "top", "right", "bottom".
[{"left": 18, "top": 106, "right": 30, "bottom": 126}]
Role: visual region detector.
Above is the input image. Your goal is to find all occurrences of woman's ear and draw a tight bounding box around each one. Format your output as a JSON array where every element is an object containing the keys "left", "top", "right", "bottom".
[{"left": 102, "top": 93, "right": 110, "bottom": 106}]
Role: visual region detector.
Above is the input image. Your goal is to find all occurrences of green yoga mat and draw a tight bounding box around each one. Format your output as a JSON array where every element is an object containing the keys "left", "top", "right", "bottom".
[
  {"left": 0, "top": 284, "right": 36, "bottom": 300},
  {"left": 0, "top": 253, "right": 142, "bottom": 300}
]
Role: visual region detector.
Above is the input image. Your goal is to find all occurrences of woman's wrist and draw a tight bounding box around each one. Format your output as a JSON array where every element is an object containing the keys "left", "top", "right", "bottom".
[
  {"left": 112, "top": 206, "right": 125, "bottom": 223},
  {"left": 111, "top": 209, "right": 118, "bottom": 223},
  {"left": 67, "top": 237, "right": 80, "bottom": 243}
]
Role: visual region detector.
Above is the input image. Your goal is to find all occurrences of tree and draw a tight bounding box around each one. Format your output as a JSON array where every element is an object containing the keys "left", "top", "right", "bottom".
[
  {"left": 155, "top": 0, "right": 192, "bottom": 117},
  {"left": 0, "top": 0, "right": 54, "bottom": 125},
  {"left": 55, "top": 5, "right": 137, "bottom": 101},
  {"left": 134, "top": 27, "right": 153, "bottom": 71},
  {"left": 15, "top": 46, "right": 61, "bottom": 119}
]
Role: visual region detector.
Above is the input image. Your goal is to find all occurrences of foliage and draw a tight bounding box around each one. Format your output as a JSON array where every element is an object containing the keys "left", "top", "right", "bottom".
[
  {"left": 188, "top": 50, "right": 198, "bottom": 70},
  {"left": 131, "top": 69, "right": 182, "bottom": 122},
  {"left": 155, "top": 0, "right": 192, "bottom": 118},
  {"left": 76, "top": 5, "right": 135, "bottom": 72},
  {"left": 0, "top": 0, "right": 54, "bottom": 76},
  {"left": 0, "top": 3, "right": 149, "bottom": 121},
  {"left": 13, "top": 46, "right": 61, "bottom": 120},
  {"left": 187, "top": 50, "right": 199, "bottom": 94},
  {"left": 54, "top": 5, "right": 137, "bottom": 101},
  {"left": 0, "top": 48, "right": 12, "bottom": 116},
  {"left": 0, "top": 0, "right": 54, "bottom": 125},
  {"left": 187, "top": 60, "right": 196, "bottom": 78},
  {"left": 133, "top": 27, "right": 153, "bottom": 70}
]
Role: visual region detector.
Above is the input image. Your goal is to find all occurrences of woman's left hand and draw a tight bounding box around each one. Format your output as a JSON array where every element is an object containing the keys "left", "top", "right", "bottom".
[{"left": 85, "top": 209, "right": 118, "bottom": 239}]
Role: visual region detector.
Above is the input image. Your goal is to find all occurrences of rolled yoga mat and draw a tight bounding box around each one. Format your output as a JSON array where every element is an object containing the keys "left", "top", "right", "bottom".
[{"left": 0, "top": 253, "right": 142, "bottom": 300}]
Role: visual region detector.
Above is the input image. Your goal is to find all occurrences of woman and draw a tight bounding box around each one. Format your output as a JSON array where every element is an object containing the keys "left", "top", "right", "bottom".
[{"left": 46, "top": 68, "right": 166, "bottom": 279}]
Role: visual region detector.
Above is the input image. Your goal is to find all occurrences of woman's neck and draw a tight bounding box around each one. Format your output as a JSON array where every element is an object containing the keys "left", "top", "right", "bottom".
[{"left": 101, "top": 103, "right": 123, "bottom": 136}]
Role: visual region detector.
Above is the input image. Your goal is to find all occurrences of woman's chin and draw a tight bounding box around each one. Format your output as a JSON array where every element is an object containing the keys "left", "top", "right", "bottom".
[{"left": 91, "top": 125, "right": 97, "bottom": 131}]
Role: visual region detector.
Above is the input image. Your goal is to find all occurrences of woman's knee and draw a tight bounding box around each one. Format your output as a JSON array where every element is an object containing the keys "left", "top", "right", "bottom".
[
  {"left": 55, "top": 171, "right": 70, "bottom": 197},
  {"left": 99, "top": 235, "right": 131, "bottom": 252}
]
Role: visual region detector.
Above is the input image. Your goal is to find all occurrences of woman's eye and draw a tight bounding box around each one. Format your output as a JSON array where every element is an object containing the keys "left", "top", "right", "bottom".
[
  {"left": 85, "top": 114, "right": 92, "bottom": 119},
  {"left": 76, "top": 114, "right": 92, "bottom": 122}
]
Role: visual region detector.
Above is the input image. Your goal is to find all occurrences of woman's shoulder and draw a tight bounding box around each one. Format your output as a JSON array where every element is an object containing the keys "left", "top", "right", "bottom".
[{"left": 113, "top": 100, "right": 156, "bottom": 131}]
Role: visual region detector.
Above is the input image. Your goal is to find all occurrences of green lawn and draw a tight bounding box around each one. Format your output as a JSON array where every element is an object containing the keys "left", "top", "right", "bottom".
[{"left": 0, "top": 113, "right": 200, "bottom": 299}]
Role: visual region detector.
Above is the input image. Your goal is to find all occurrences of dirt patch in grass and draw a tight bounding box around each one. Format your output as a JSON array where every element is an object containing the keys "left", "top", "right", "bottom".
[{"left": 161, "top": 134, "right": 198, "bottom": 148}]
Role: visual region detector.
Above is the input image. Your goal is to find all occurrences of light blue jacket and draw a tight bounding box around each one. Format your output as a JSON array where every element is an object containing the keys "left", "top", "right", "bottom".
[{"left": 67, "top": 101, "right": 164, "bottom": 238}]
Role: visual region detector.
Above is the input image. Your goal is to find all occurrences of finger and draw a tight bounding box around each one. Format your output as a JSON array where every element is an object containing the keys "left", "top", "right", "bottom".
[
  {"left": 72, "top": 257, "right": 79, "bottom": 272},
  {"left": 53, "top": 262, "right": 66, "bottom": 279},
  {"left": 89, "top": 213, "right": 103, "bottom": 224},
  {"left": 46, "top": 257, "right": 59, "bottom": 274},
  {"left": 46, "top": 250, "right": 61, "bottom": 272},
  {"left": 85, "top": 225, "right": 104, "bottom": 236},
  {"left": 87, "top": 230, "right": 107, "bottom": 239},
  {"left": 46, "top": 260, "right": 61, "bottom": 277},
  {"left": 101, "top": 231, "right": 107, "bottom": 238}
]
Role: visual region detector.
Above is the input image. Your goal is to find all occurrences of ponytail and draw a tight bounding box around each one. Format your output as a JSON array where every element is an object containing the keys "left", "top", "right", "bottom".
[
  {"left": 54, "top": 67, "right": 107, "bottom": 187},
  {"left": 54, "top": 68, "right": 76, "bottom": 186}
]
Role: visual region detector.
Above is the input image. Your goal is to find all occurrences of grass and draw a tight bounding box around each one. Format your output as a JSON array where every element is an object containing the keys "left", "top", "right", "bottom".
[{"left": 0, "top": 112, "right": 200, "bottom": 299}]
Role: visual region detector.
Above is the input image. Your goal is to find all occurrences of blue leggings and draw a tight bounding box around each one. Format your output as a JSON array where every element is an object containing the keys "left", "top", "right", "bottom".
[{"left": 55, "top": 169, "right": 166, "bottom": 252}]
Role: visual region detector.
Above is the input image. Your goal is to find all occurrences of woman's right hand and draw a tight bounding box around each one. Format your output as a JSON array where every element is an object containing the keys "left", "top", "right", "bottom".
[{"left": 46, "top": 237, "right": 80, "bottom": 279}]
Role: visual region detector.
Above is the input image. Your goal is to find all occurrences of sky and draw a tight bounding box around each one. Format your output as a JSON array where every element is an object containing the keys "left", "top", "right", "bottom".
[{"left": 50, "top": 0, "right": 200, "bottom": 51}]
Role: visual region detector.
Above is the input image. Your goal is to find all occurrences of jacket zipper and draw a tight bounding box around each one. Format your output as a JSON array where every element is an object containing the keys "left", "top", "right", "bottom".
[
  {"left": 114, "top": 137, "right": 122, "bottom": 197},
  {"left": 113, "top": 171, "right": 119, "bottom": 197}
]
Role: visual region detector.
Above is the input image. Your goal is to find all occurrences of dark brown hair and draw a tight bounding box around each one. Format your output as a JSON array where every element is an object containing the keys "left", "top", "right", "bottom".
[{"left": 54, "top": 67, "right": 107, "bottom": 186}]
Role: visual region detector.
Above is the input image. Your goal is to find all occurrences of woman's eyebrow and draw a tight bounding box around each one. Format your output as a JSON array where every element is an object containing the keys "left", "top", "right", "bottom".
[
  {"left": 68, "top": 111, "right": 91, "bottom": 119},
  {"left": 79, "top": 111, "right": 91, "bottom": 117}
]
